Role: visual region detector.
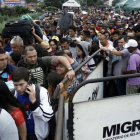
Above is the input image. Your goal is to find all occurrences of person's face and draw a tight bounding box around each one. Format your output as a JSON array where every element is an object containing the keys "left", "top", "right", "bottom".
[
  {"left": 0, "top": 53, "right": 8, "bottom": 71},
  {"left": 56, "top": 63, "right": 67, "bottom": 76},
  {"left": 105, "top": 33, "right": 109, "bottom": 40},
  {"left": 61, "top": 42, "right": 69, "bottom": 50},
  {"left": 117, "top": 21, "right": 121, "bottom": 26},
  {"left": 44, "top": 27, "right": 51, "bottom": 33},
  {"left": 69, "top": 29, "right": 76, "bottom": 37},
  {"left": 97, "top": 33, "right": 102, "bottom": 40},
  {"left": 76, "top": 47, "right": 83, "bottom": 57},
  {"left": 118, "top": 38, "right": 126, "bottom": 48},
  {"left": 113, "top": 34, "right": 119, "bottom": 41},
  {"left": 100, "top": 29, "right": 105, "bottom": 34},
  {"left": 82, "top": 34, "right": 86, "bottom": 41},
  {"left": 9, "top": 56, "right": 16, "bottom": 66},
  {"left": 90, "top": 30, "right": 95, "bottom": 37},
  {"left": 118, "top": 28, "right": 124, "bottom": 35},
  {"left": 135, "top": 31, "right": 140, "bottom": 37},
  {"left": 13, "top": 79, "right": 28, "bottom": 95},
  {"left": 127, "top": 47, "right": 134, "bottom": 53},
  {"left": 126, "top": 29, "right": 131, "bottom": 34},
  {"left": 11, "top": 44, "right": 23, "bottom": 54},
  {"left": 100, "top": 36, "right": 107, "bottom": 46},
  {"left": 50, "top": 41, "right": 57, "bottom": 51},
  {"left": 25, "top": 50, "right": 37, "bottom": 65},
  {"left": 91, "top": 23, "right": 96, "bottom": 28}
]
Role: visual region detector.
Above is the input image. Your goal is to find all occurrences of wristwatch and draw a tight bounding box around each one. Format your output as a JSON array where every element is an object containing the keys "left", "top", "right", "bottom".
[{"left": 68, "top": 67, "right": 73, "bottom": 71}]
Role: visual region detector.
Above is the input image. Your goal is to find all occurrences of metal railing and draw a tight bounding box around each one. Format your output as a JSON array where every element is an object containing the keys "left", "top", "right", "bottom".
[
  {"left": 53, "top": 49, "right": 101, "bottom": 140},
  {"left": 54, "top": 94, "right": 64, "bottom": 140},
  {"left": 52, "top": 48, "right": 101, "bottom": 100},
  {"left": 68, "top": 73, "right": 140, "bottom": 140}
]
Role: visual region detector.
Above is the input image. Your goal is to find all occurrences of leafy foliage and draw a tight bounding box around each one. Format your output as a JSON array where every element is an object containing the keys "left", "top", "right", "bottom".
[
  {"left": 46, "top": 6, "right": 58, "bottom": 12},
  {"left": 0, "top": 5, "right": 30, "bottom": 17},
  {"left": 26, "top": 0, "right": 38, "bottom": 3}
]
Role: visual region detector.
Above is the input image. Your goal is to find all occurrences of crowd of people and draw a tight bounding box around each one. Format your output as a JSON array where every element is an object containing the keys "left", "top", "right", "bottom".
[{"left": 0, "top": 7, "right": 140, "bottom": 140}]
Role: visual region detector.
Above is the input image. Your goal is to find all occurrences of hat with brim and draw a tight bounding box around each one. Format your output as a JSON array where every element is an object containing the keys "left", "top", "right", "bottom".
[
  {"left": 41, "top": 41, "right": 52, "bottom": 52},
  {"left": 124, "top": 39, "right": 138, "bottom": 49}
]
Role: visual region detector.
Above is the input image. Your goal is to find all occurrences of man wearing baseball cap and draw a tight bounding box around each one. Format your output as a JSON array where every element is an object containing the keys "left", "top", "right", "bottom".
[{"left": 122, "top": 39, "right": 140, "bottom": 94}]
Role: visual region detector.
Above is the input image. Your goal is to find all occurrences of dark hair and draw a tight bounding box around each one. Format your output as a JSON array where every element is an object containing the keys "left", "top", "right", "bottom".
[
  {"left": 24, "top": 46, "right": 36, "bottom": 55},
  {"left": 91, "top": 22, "right": 96, "bottom": 25},
  {"left": 10, "top": 52, "right": 21, "bottom": 64},
  {"left": 49, "top": 39, "right": 58, "bottom": 46},
  {"left": 90, "top": 28, "right": 97, "bottom": 36},
  {"left": 22, "top": 34, "right": 35, "bottom": 46},
  {"left": 83, "top": 30, "right": 90, "bottom": 38},
  {"left": 54, "top": 50, "right": 66, "bottom": 56},
  {"left": 0, "top": 40, "right": 3, "bottom": 46},
  {"left": 12, "top": 67, "right": 30, "bottom": 82},
  {"left": 111, "top": 30, "right": 120, "bottom": 35},
  {"left": 76, "top": 44, "right": 86, "bottom": 58},
  {"left": 48, "top": 72, "right": 63, "bottom": 89},
  {"left": 0, "top": 80, "right": 27, "bottom": 117},
  {"left": 64, "top": 50, "right": 73, "bottom": 58},
  {"left": 69, "top": 25, "right": 76, "bottom": 32},
  {"left": 60, "top": 38, "right": 69, "bottom": 44},
  {"left": 0, "top": 48, "right": 5, "bottom": 54},
  {"left": 104, "top": 31, "right": 110, "bottom": 37},
  {"left": 118, "top": 35, "right": 128, "bottom": 42}
]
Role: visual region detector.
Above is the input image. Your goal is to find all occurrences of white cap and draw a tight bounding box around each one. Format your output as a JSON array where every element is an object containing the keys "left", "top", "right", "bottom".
[{"left": 124, "top": 39, "right": 138, "bottom": 49}]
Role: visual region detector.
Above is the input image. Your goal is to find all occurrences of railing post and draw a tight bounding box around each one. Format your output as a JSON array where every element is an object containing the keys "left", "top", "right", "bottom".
[{"left": 54, "top": 94, "right": 64, "bottom": 140}]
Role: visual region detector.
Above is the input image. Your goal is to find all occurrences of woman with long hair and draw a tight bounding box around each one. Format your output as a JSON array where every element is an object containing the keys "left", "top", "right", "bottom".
[
  {"left": 49, "top": 39, "right": 61, "bottom": 56},
  {"left": 0, "top": 80, "right": 27, "bottom": 140},
  {"left": 75, "top": 41, "right": 96, "bottom": 79}
]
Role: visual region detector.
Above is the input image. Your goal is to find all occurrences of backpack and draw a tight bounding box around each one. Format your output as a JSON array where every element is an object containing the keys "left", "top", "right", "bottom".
[
  {"left": 57, "top": 11, "right": 73, "bottom": 31},
  {"left": 2, "top": 20, "right": 33, "bottom": 38},
  {"left": 132, "top": 52, "right": 140, "bottom": 73},
  {"left": 11, "top": 85, "right": 40, "bottom": 103}
]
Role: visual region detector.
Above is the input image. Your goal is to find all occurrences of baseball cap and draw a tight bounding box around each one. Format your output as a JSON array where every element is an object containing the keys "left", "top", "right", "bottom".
[
  {"left": 41, "top": 41, "right": 52, "bottom": 52},
  {"left": 44, "top": 23, "right": 51, "bottom": 28},
  {"left": 124, "top": 39, "right": 138, "bottom": 49},
  {"left": 52, "top": 36, "right": 59, "bottom": 42}
]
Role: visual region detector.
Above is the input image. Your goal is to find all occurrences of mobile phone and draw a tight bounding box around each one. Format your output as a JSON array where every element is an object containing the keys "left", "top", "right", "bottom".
[{"left": 26, "top": 80, "right": 32, "bottom": 92}]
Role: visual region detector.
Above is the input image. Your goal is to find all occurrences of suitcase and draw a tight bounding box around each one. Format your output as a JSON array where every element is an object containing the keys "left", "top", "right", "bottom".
[
  {"left": 2, "top": 20, "right": 33, "bottom": 38},
  {"left": 57, "top": 11, "right": 73, "bottom": 31}
]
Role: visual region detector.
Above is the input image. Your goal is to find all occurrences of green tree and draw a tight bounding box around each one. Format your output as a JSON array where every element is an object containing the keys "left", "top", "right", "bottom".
[{"left": 26, "top": 0, "right": 38, "bottom": 3}]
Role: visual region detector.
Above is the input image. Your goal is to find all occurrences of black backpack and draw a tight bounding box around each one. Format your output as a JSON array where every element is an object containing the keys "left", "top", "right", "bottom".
[
  {"left": 2, "top": 20, "right": 33, "bottom": 38},
  {"left": 57, "top": 11, "right": 73, "bottom": 31}
]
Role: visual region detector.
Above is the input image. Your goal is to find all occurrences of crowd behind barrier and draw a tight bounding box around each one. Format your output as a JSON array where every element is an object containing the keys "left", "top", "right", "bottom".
[{"left": 0, "top": 7, "right": 140, "bottom": 140}]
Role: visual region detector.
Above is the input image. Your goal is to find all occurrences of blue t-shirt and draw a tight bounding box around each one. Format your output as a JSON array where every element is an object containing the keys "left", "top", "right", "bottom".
[
  {"left": 4, "top": 43, "right": 12, "bottom": 52},
  {"left": 17, "top": 93, "right": 35, "bottom": 136}
]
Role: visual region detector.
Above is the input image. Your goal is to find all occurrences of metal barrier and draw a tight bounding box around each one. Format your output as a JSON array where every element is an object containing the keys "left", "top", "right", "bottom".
[
  {"left": 68, "top": 73, "right": 140, "bottom": 140},
  {"left": 54, "top": 94, "right": 64, "bottom": 140},
  {"left": 52, "top": 49, "right": 102, "bottom": 100},
  {"left": 53, "top": 49, "right": 101, "bottom": 140}
]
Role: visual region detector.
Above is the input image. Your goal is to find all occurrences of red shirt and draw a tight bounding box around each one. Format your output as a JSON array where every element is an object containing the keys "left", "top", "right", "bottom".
[{"left": 10, "top": 108, "right": 25, "bottom": 127}]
